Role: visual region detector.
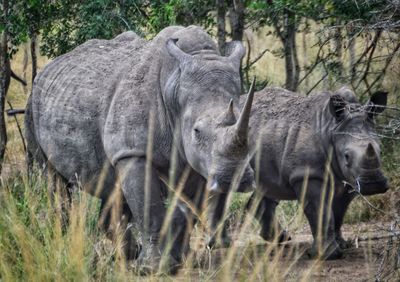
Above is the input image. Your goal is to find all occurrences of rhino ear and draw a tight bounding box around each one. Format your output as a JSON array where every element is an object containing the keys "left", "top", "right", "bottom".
[
  {"left": 334, "top": 87, "right": 358, "bottom": 103},
  {"left": 329, "top": 95, "right": 347, "bottom": 122},
  {"left": 225, "top": 41, "right": 245, "bottom": 69},
  {"left": 366, "top": 91, "right": 388, "bottom": 118},
  {"left": 166, "top": 38, "right": 193, "bottom": 65}
]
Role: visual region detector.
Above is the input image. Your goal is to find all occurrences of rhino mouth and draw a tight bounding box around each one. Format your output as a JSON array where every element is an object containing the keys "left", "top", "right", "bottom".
[
  {"left": 356, "top": 174, "right": 389, "bottom": 196},
  {"left": 209, "top": 169, "right": 255, "bottom": 193}
]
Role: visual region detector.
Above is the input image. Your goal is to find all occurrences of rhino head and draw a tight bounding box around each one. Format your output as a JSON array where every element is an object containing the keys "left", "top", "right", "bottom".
[
  {"left": 164, "top": 38, "right": 255, "bottom": 193},
  {"left": 328, "top": 90, "right": 389, "bottom": 195}
]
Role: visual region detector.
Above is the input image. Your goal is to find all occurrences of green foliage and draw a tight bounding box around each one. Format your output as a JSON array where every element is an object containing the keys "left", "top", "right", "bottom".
[
  {"left": 40, "top": 0, "right": 147, "bottom": 57},
  {"left": 1, "top": 0, "right": 51, "bottom": 58},
  {"left": 146, "top": 0, "right": 215, "bottom": 34},
  {"left": 35, "top": 0, "right": 218, "bottom": 58}
]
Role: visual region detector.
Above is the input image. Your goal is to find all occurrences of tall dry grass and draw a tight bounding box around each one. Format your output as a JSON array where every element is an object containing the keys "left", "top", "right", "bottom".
[{"left": 0, "top": 161, "right": 390, "bottom": 281}]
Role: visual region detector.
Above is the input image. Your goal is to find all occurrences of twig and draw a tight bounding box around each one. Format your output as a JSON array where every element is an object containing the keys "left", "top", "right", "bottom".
[
  {"left": 352, "top": 29, "right": 382, "bottom": 78},
  {"left": 243, "top": 47, "right": 270, "bottom": 71},
  {"left": 354, "top": 30, "right": 382, "bottom": 90},
  {"left": 306, "top": 73, "right": 328, "bottom": 95},
  {"left": 298, "top": 37, "right": 331, "bottom": 86}
]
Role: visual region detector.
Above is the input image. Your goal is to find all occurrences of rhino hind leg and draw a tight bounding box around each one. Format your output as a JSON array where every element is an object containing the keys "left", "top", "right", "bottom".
[
  {"left": 246, "top": 193, "right": 290, "bottom": 243},
  {"left": 47, "top": 163, "right": 73, "bottom": 228}
]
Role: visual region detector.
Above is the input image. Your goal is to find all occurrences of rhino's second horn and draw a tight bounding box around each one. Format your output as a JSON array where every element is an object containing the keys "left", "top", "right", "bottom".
[
  {"left": 235, "top": 77, "right": 256, "bottom": 143},
  {"left": 362, "top": 143, "right": 380, "bottom": 169}
]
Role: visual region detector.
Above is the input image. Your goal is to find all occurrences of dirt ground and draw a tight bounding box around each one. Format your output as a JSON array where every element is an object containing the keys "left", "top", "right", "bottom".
[{"left": 174, "top": 220, "right": 400, "bottom": 281}]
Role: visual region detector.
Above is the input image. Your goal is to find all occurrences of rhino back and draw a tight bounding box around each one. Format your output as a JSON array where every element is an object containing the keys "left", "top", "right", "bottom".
[
  {"left": 248, "top": 88, "right": 330, "bottom": 199},
  {"left": 30, "top": 31, "right": 146, "bottom": 186},
  {"left": 250, "top": 87, "right": 329, "bottom": 125}
]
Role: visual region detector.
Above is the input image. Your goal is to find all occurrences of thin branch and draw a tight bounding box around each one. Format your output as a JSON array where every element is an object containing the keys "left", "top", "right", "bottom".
[
  {"left": 298, "top": 37, "right": 331, "bottom": 86},
  {"left": 354, "top": 30, "right": 382, "bottom": 90},
  {"left": 306, "top": 73, "right": 328, "bottom": 95},
  {"left": 243, "top": 47, "right": 270, "bottom": 71},
  {"left": 10, "top": 70, "right": 27, "bottom": 86},
  {"left": 362, "top": 41, "right": 400, "bottom": 96}
]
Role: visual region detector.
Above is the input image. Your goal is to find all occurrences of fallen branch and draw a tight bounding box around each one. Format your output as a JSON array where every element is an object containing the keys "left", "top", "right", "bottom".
[
  {"left": 6, "top": 108, "right": 25, "bottom": 116},
  {"left": 6, "top": 101, "right": 26, "bottom": 153},
  {"left": 356, "top": 231, "right": 400, "bottom": 242}
]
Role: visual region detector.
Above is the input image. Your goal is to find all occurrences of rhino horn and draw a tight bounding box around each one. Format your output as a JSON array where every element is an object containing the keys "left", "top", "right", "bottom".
[
  {"left": 235, "top": 77, "right": 256, "bottom": 143},
  {"left": 166, "top": 38, "right": 192, "bottom": 65},
  {"left": 220, "top": 99, "right": 237, "bottom": 125},
  {"left": 362, "top": 143, "right": 380, "bottom": 169}
]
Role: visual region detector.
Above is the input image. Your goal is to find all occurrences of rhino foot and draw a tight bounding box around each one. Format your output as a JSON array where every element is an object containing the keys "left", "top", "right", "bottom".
[
  {"left": 123, "top": 232, "right": 141, "bottom": 260},
  {"left": 207, "top": 234, "right": 232, "bottom": 249},
  {"left": 307, "top": 241, "right": 343, "bottom": 260},
  {"left": 336, "top": 235, "right": 352, "bottom": 249},
  {"left": 260, "top": 227, "right": 291, "bottom": 244},
  {"left": 135, "top": 242, "right": 182, "bottom": 275},
  {"left": 135, "top": 242, "right": 162, "bottom": 275}
]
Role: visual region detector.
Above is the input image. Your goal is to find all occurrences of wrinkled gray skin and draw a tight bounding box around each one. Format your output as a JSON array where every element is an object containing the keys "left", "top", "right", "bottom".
[
  {"left": 211, "top": 86, "right": 389, "bottom": 259},
  {"left": 25, "top": 26, "right": 255, "bottom": 273}
]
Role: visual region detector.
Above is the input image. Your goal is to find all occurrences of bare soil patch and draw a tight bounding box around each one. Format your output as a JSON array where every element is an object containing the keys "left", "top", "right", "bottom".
[{"left": 175, "top": 220, "right": 399, "bottom": 281}]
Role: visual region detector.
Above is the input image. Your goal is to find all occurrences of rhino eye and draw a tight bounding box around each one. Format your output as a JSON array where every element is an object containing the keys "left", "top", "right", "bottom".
[{"left": 194, "top": 128, "right": 201, "bottom": 139}]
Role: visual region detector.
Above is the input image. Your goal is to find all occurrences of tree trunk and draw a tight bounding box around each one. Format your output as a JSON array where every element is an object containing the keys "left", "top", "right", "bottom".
[
  {"left": 228, "top": 0, "right": 245, "bottom": 87},
  {"left": 348, "top": 34, "right": 356, "bottom": 79},
  {"left": 30, "top": 32, "right": 38, "bottom": 85},
  {"left": 0, "top": 0, "right": 9, "bottom": 175},
  {"left": 216, "top": 0, "right": 226, "bottom": 55},
  {"left": 302, "top": 21, "right": 309, "bottom": 91},
  {"left": 22, "top": 44, "right": 29, "bottom": 94},
  {"left": 228, "top": 0, "right": 245, "bottom": 42},
  {"left": 280, "top": 10, "right": 300, "bottom": 91},
  {"left": 334, "top": 26, "right": 343, "bottom": 75}
]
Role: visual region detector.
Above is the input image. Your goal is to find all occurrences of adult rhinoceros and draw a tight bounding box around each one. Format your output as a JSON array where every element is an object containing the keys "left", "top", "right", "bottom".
[
  {"left": 210, "top": 86, "right": 389, "bottom": 259},
  {"left": 25, "top": 26, "right": 256, "bottom": 273}
]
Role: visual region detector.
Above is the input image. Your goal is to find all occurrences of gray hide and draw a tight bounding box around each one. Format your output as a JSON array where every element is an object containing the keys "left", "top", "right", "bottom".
[
  {"left": 25, "top": 26, "right": 256, "bottom": 273},
  {"left": 211, "top": 86, "right": 389, "bottom": 259}
]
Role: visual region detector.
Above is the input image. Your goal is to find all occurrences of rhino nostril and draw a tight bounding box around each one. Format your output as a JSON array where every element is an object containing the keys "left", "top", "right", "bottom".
[{"left": 345, "top": 153, "right": 351, "bottom": 166}]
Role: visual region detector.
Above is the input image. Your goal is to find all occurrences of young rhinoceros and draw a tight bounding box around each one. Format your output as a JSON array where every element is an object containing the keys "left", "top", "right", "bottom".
[
  {"left": 211, "top": 87, "right": 389, "bottom": 259},
  {"left": 25, "top": 26, "right": 255, "bottom": 273}
]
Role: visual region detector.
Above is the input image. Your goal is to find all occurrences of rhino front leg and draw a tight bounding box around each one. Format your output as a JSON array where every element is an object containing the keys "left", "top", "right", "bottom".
[
  {"left": 247, "top": 193, "right": 290, "bottom": 243},
  {"left": 115, "top": 157, "right": 172, "bottom": 274},
  {"left": 207, "top": 193, "right": 232, "bottom": 249},
  {"left": 98, "top": 197, "right": 141, "bottom": 260},
  {"left": 333, "top": 192, "right": 356, "bottom": 249},
  {"left": 294, "top": 180, "right": 342, "bottom": 260},
  {"left": 161, "top": 201, "right": 196, "bottom": 274}
]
